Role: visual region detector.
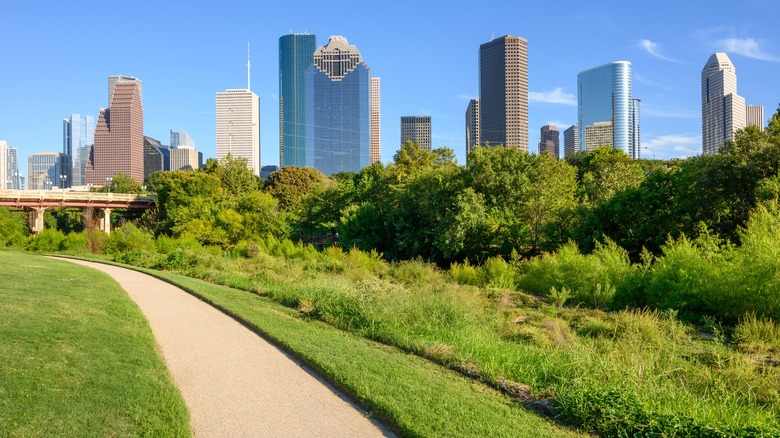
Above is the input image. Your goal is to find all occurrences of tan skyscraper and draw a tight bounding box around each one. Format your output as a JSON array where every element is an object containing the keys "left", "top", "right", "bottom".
[
  {"left": 371, "top": 77, "right": 381, "bottom": 164},
  {"left": 400, "top": 116, "right": 432, "bottom": 151},
  {"left": 702, "top": 53, "right": 746, "bottom": 155},
  {"left": 86, "top": 76, "right": 144, "bottom": 184},
  {"left": 479, "top": 35, "right": 528, "bottom": 150},
  {"left": 746, "top": 105, "right": 765, "bottom": 131}
]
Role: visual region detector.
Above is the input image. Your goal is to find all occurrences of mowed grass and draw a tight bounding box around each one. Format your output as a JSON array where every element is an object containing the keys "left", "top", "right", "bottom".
[
  {"left": 126, "top": 265, "right": 586, "bottom": 437},
  {"left": 0, "top": 251, "right": 189, "bottom": 437}
]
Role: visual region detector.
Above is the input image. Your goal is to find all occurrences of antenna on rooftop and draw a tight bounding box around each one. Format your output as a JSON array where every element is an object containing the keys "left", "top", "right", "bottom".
[{"left": 247, "top": 41, "right": 251, "bottom": 91}]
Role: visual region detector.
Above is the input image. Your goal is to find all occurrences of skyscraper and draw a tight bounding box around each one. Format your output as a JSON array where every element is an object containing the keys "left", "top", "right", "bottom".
[
  {"left": 109, "top": 75, "right": 142, "bottom": 106},
  {"left": 538, "top": 125, "right": 559, "bottom": 159},
  {"left": 86, "top": 77, "right": 144, "bottom": 184},
  {"left": 631, "top": 99, "right": 641, "bottom": 159},
  {"left": 701, "top": 53, "right": 746, "bottom": 155},
  {"left": 5, "top": 146, "right": 20, "bottom": 189},
  {"left": 143, "top": 136, "right": 166, "bottom": 179},
  {"left": 465, "top": 98, "right": 480, "bottom": 157},
  {"left": 0, "top": 140, "right": 6, "bottom": 190},
  {"left": 216, "top": 89, "right": 260, "bottom": 175},
  {"left": 577, "top": 61, "right": 637, "bottom": 157},
  {"left": 28, "top": 152, "right": 65, "bottom": 190},
  {"left": 305, "top": 36, "right": 372, "bottom": 175},
  {"left": 371, "top": 77, "right": 381, "bottom": 164},
  {"left": 170, "top": 128, "right": 195, "bottom": 149},
  {"left": 563, "top": 124, "right": 578, "bottom": 158},
  {"left": 479, "top": 35, "right": 528, "bottom": 150},
  {"left": 63, "top": 114, "right": 96, "bottom": 187},
  {"left": 279, "top": 34, "right": 317, "bottom": 168},
  {"left": 746, "top": 105, "right": 765, "bottom": 131},
  {"left": 401, "top": 116, "right": 432, "bottom": 151}
]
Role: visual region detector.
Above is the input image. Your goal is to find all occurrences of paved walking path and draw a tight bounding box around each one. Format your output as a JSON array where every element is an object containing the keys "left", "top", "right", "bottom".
[{"left": 60, "top": 259, "right": 392, "bottom": 437}]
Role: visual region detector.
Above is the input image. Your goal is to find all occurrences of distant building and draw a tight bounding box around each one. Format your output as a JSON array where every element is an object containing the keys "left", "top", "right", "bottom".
[
  {"left": 479, "top": 35, "right": 528, "bottom": 150},
  {"left": 28, "top": 152, "right": 65, "bottom": 190},
  {"left": 170, "top": 146, "right": 200, "bottom": 171},
  {"left": 585, "top": 121, "right": 614, "bottom": 152},
  {"left": 371, "top": 77, "right": 381, "bottom": 164},
  {"left": 5, "top": 146, "right": 20, "bottom": 189},
  {"left": 563, "top": 124, "right": 578, "bottom": 158},
  {"left": 538, "top": 125, "right": 560, "bottom": 159},
  {"left": 216, "top": 88, "right": 260, "bottom": 175},
  {"left": 577, "top": 61, "right": 638, "bottom": 158},
  {"left": 305, "top": 36, "right": 372, "bottom": 175},
  {"left": 63, "top": 114, "right": 95, "bottom": 187},
  {"left": 279, "top": 34, "right": 317, "bottom": 168},
  {"left": 144, "top": 136, "right": 166, "bottom": 179},
  {"left": 631, "top": 99, "right": 641, "bottom": 159},
  {"left": 701, "top": 53, "right": 746, "bottom": 155},
  {"left": 260, "top": 165, "right": 279, "bottom": 180},
  {"left": 401, "top": 116, "right": 432, "bottom": 151},
  {"left": 746, "top": 105, "right": 765, "bottom": 131},
  {"left": 86, "top": 76, "right": 144, "bottom": 184},
  {"left": 170, "top": 128, "right": 195, "bottom": 149},
  {"left": 0, "top": 140, "right": 6, "bottom": 189},
  {"left": 465, "top": 98, "right": 480, "bottom": 157}
]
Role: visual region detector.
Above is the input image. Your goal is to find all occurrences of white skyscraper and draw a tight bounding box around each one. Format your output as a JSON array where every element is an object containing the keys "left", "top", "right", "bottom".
[
  {"left": 746, "top": 105, "right": 765, "bottom": 132},
  {"left": 702, "top": 53, "right": 746, "bottom": 155},
  {"left": 371, "top": 77, "right": 381, "bottom": 164},
  {"left": 0, "top": 140, "right": 7, "bottom": 190},
  {"left": 216, "top": 90, "right": 260, "bottom": 175}
]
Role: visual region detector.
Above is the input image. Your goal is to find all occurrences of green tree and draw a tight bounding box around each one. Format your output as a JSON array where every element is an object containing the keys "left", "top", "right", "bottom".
[{"left": 264, "top": 166, "right": 329, "bottom": 212}]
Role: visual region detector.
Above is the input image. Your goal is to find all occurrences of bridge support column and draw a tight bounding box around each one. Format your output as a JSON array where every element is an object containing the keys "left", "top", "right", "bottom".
[
  {"left": 28, "top": 207, "right": 46, "bottom": 234},
  {"left": 99, "top": 208, "right": 112, "bottom": 234}
]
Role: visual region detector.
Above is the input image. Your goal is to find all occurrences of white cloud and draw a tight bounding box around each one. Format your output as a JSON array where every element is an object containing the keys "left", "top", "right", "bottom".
[
  {"left": 543, "top": 120, "right": 574, "bottom": 130},
  {"left": 638, "top": 39, "right": 685, "bottom": 63},
  {"left": 528, "top": 88, "right": 576, "bottom": 106},
  {"left": 717, "top": 37, "right": 780, "bottom": 62},
  {"left": 642, "top": 134, "right": 701, "bottom": 159}
]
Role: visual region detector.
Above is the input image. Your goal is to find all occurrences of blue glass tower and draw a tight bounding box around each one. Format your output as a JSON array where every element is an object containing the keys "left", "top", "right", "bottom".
[
  {"left": 577, "top": 61, "right": 638, "bottom": 157},
  {"left": 304, "top": 36, "right": 371, "bottom": 175},
  {"left": 279, "top": 34, "right": 317, "bottom": 168}
]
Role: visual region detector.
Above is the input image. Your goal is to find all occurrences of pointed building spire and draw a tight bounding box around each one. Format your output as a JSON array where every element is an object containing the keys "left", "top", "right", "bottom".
[{"left": 247, "top": 41, "right": 251, "bottom": 91}]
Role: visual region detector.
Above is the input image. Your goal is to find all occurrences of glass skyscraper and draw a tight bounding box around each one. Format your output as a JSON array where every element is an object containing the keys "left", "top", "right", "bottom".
[
  {"left": 304, "top": 36, "right": 371, "bottom": 176},
  {"left": 577, "top": 61, "right": 639, "bottom": 158},
  {"left": 63, "top": 114, "right": 95, "bottom": 187},
  {"left": 279, "top": 34, "right": 317, "bottom": 168}
]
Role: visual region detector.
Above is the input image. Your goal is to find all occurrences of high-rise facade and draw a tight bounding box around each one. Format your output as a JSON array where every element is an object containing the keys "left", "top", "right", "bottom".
[
  {"left": 28, "top": 152, "right": 65, "bottom": 190},
  {"left": 0, "top": 140, "right": 6, "bottom": 190},
  {"left": 563, "top": 124, "right": 578, "bottom": 158},
  {"left": 143, "top": 136, "right": 166, "bottom": 179},
  {"left": 371, "top": 77, "right": 381, "bottom": 164},
  {"left": 538, "top": 125, "right": 560, "bottom": 159},
  {"left": 279, "top": 34, "right": 317, "bottom": 168},
  {"left": 465, "top": 98, "right": 480, "bottom": 157},
  {"left": 746, "top": 105, "right": 765, "bottom": 131},
  {"left": 577, "top": 61, "right": 637, "bottom": 157},
  {"left": 63, "top": 114, "right": 95, "bottom": 187},
  {"left": 109, "top": 75, "right": 142, "bottom": 106},
  {"left": 401, "top": 116, "right": 432, "bottom": 151},
  {"left": 631, "top": 99, "right": 641, "bottom": 159},
  {"left": 5, "top": 146, "right": 20, "bottom": 189},
  {"left": 216, "top": 89, "right": 260, "bottom": 175},
  {"left": 170, "top": 147, "right": 201, "bottom": 171},
  {"left": 701, "top": 53, "right": 746, "bottom": 155},
  {"left": 304, "top": 36, "right": 372, "bottom": 175},
  {"left": 479, "top": 35, "right": 528, "bottom": 150},
  {"left": 170, "top": 128, "right": 195, "bottom": 149},
  {"left": 86, "top": 77, "right": 144, "bottom": 184}
]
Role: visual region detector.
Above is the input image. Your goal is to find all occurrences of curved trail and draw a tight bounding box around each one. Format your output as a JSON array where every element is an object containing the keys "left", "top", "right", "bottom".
[{"left": 60, "top": 259, "right": 391, "bottom": 437}]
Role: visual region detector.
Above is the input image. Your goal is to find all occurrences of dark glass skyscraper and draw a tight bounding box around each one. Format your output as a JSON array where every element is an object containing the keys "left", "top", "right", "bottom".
[
  {"left": 305, "top": 36, "right": 371, "bottom": 176},
  {"left": 279, "top": 34, "right": 316, "bottom": 168}
]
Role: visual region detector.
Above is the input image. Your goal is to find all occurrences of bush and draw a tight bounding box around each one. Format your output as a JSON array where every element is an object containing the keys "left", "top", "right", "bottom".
[
  {"left": 85, "top": 227, "right": 107, "bottom": 254},
  {"left": 25, "top": 228, "right": 66, "bottom": 252},
  {"left": 105, "top": 224, "right": 155, "bottom": 256},
  {"left": 733, "top": 313, "right": 780, "bottom": 353},
  {"left": 61, "top": 232, "right": 87, "bottom": 253},
  {"left": 480, "top": 257, "right": 517, "bottom": 289},
  {"left": 448, "top": 260, "right": 481, "bottom": 286},
  {"left": 0, "top": 207, "right": 27, "bottom": 247}
]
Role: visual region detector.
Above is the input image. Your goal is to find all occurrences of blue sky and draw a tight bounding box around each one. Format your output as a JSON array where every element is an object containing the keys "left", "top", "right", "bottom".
[{"left": 1, "top": 0, "right": 779, "bottom": 178}]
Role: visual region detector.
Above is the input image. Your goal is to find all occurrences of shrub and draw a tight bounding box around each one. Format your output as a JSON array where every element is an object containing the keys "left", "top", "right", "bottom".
[
  {"left": 733, "top": 313, "right": 780, "bottom": 353},
  {"left": 85, "top": 227, "right": 107, "bottom": 254},
  {"left": 480, "top": 256, "right": 517, "bottom": 289},
  {"left": 448, "top": 260, "right": 481, "bottom": 286},
  {"left": 61, "top": 232, "right": 87, "bottom": 253},
  {"left": 389, "top": 259, "right": 443, "bottom": 285},
  {"left": 0, "top": 207, "right": 27, "bottom": 247},
  {"left": 106, "top": 223, "right": 155, "bottom": 256},
  {"left": 25, "top": 228, "right": 66, "bottom": 252}
]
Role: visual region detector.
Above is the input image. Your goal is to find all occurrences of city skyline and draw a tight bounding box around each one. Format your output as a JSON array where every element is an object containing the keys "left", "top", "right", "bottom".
[{"left": 2, "top": 1, "right": 780, "bottom": 177}]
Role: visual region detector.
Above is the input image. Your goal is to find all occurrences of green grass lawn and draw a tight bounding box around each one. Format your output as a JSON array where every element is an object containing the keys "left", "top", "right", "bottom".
[
  {"left": 0, "top": 251, "right": 190, "bottom": 437},
  {"left": 126, "top": 264, "right": 585, "bottom": 437}
]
